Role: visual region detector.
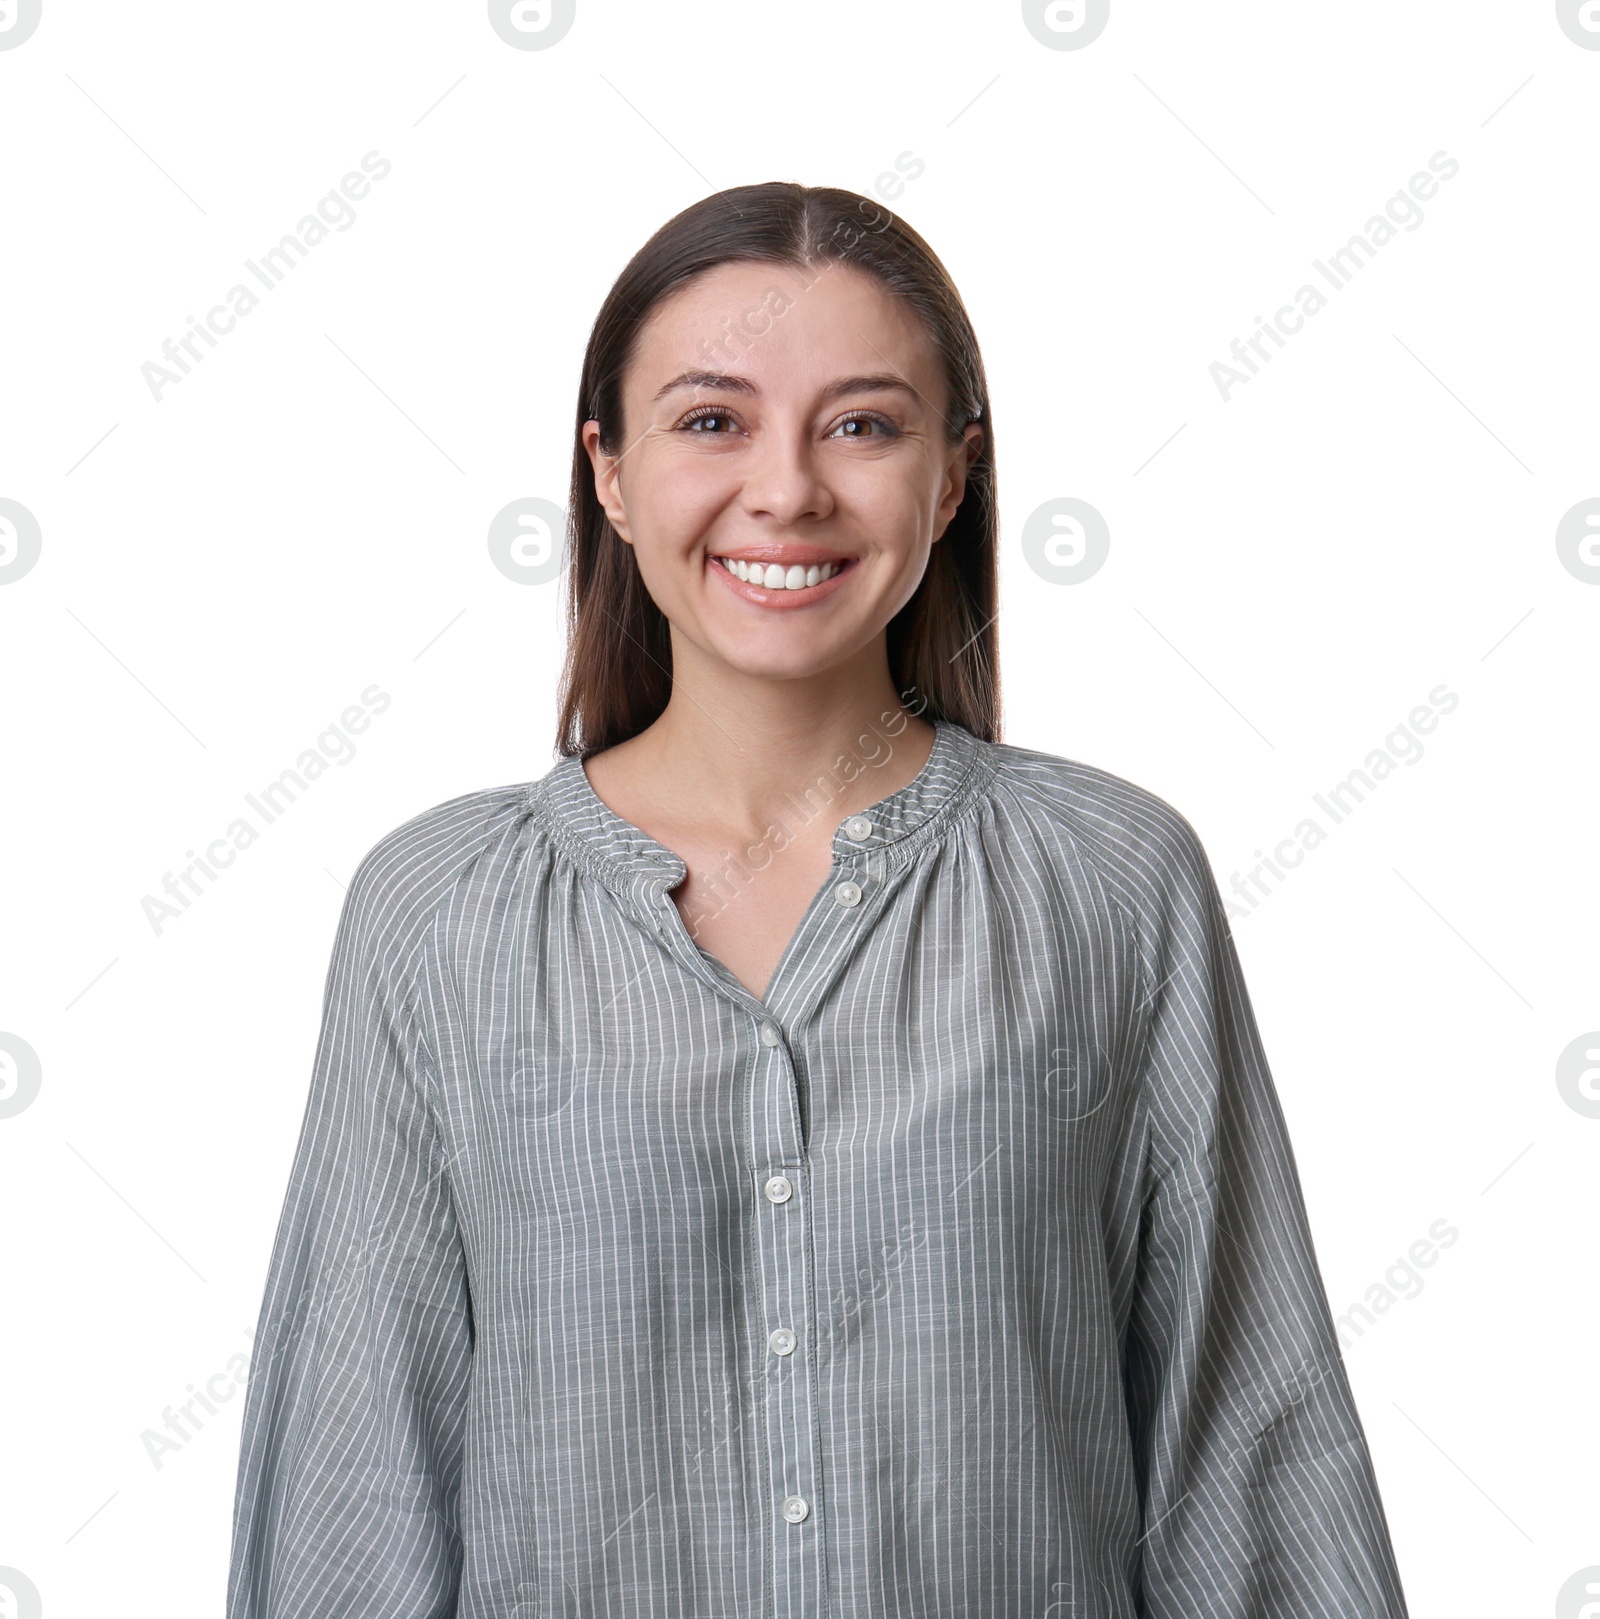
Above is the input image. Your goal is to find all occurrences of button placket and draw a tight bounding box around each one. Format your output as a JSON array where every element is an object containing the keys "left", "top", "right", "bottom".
[
  {"left": 751, "top": 1019, "right": 825, "bottom": 1617},
  {"left": 655, "top": 838, "right": 907, "bottom": 1619}
]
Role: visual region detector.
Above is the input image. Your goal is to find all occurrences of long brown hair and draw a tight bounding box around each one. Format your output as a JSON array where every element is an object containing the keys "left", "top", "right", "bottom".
[{"left": 556, "top": 181, "right": 999, "bottom": 758}]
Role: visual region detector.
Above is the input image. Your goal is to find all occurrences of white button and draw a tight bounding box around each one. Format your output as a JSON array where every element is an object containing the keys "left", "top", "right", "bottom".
[
  {"left": 781, "top": 1494, "right": 810, "bottom": 1523},
  {"left": 844, "top": 815, "right": 873, "bottom": 841},
  {"left": 759, "top": 1022, "right": 781, "bottom": 1047},
  {"left": 769, "top": 1327, "right": 797, "bottom": 1356},
  {"left": 763, "top": 1175, "right": 793, "bottom": 1204},
  {"left": 833, "top": 880, "right": 862, "bottom": 908}
]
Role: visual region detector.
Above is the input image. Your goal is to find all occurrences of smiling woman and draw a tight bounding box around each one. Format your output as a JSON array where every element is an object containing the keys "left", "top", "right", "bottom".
[
  {"left": 226, "top": 182, "right": 1412, "bottom": 1619},
  {"left": 561, "top": 191, "right": 995, "bottom": 762}
]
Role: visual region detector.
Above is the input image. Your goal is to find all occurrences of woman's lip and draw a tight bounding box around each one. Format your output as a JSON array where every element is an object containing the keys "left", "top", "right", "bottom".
[
  {"left": 709, "top": 551, "right": 854, "bottom": 569},
  {"left": 707, "top": 553, "right": 855, "bottom": 609}
]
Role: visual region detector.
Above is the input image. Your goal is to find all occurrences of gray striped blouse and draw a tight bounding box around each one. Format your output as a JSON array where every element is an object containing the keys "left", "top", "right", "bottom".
[{"left": 226, "top": 715, "right": 1410, "bottom": 1618}]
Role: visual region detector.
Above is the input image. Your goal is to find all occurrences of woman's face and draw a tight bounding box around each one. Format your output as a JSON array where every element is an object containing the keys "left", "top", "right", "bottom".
[{"left": 583, "top": 259, "right": 984, "bottom": 686}]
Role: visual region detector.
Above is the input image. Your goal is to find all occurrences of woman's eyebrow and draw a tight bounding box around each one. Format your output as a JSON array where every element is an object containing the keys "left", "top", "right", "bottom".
[{"left": 651, "top": 370, "right": 918, "bottom": 404}]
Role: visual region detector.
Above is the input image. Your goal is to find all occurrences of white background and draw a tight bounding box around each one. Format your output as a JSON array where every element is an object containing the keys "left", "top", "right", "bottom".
[{"left": 1, "top": 2, "right": 1595, "bottom": 1614}]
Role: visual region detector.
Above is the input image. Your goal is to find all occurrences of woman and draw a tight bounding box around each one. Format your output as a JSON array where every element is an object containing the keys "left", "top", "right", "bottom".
[{"left": 227, "top": 182, "right": 1410, "bottom": 1617}]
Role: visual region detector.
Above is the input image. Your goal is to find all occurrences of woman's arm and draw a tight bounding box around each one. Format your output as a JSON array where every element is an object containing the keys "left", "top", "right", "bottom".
[
  {"left": 226, "top": 841, "right": 474, "bottom": 1619},
  {"left": 1119, "top": 811, "right": 1409, "bottom": 1618}
]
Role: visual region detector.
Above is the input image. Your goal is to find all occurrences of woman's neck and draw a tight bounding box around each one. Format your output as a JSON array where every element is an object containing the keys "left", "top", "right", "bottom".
[{"left": 586, "top": 653, "right": 936, "bottom": 847}]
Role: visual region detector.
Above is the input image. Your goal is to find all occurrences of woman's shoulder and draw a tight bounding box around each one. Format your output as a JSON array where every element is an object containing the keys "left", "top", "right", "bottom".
[
  {"left": 367, "top": 774, "right": 539, "bottom": 850},
  {"left": 980, "top": 732, "right": 1219, "bottom": 919},
  {"left": 337, "top": 779, "right": 543, "bottom": 952}
]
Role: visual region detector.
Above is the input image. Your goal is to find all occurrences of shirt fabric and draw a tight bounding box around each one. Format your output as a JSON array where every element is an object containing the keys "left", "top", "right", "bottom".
[{"left": 226, "top": 716, "right": 1410, "bottom": 1619}]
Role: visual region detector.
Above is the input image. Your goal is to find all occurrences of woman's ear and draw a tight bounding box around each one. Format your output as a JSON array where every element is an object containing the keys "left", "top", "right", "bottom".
[
  {"left": 582, "top": 419, "right": 633, "bottom": 545},
  {"left": 933, "top": 422, "right": 984, "bottom": 542}
]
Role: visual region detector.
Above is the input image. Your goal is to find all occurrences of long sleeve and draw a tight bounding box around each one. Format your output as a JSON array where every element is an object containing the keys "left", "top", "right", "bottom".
[
  {"left": 1118, "top": 810, "right": 1409, "bottom": 1618},
  {"left": 226, "top": 842, "right": 475, "bottom": 1619}
]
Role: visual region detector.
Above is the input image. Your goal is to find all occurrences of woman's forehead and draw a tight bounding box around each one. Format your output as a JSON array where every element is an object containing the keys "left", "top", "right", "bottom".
[{"left": 630, "top": 262, "right": 940, "bottom": 394}]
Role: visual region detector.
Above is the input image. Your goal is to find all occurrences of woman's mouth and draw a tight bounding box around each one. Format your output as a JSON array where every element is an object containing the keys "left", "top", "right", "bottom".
[{"left": 707, "top": 551, "right": 856, "bottom": 606}]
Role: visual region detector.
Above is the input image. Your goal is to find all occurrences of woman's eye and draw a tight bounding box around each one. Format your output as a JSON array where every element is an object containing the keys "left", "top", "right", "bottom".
[
  {"left": 832, "top": 413, "right": 897, "bottom": 440},
  {"left": 678, "top": 409, "right": 737, "bottom": 433}
]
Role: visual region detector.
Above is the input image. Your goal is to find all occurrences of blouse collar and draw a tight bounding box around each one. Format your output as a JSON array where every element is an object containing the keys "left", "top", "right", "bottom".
[{"left": 527, "top": 716, "right": 993, "bottom": 911}]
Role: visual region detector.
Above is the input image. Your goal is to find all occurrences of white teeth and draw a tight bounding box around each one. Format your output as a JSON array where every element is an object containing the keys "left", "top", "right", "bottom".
[{"left": 716, "top": 557, "right": 841, "bottom": 590}]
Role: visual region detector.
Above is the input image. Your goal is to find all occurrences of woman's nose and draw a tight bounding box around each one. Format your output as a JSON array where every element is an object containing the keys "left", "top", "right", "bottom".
[{"left": 738, "top": 427, "right": 833, "bottom": 524}]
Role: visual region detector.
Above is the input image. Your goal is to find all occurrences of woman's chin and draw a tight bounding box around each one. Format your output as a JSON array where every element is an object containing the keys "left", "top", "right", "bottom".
[{"left": 697, "top": 631, "right": 862, "bottom": 688}]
